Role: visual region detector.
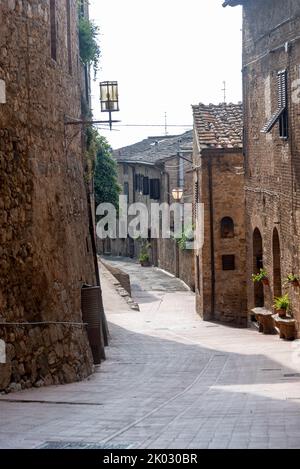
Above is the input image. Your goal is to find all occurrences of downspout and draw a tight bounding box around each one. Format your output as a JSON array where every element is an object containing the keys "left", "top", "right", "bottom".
[{"left": 208, "top": 157, "right": 216, "bottom": 318}]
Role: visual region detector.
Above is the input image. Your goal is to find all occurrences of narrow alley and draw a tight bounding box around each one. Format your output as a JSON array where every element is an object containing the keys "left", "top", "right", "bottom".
[{"left": 1, "top": 259, "right": 300, "bottom": 450}]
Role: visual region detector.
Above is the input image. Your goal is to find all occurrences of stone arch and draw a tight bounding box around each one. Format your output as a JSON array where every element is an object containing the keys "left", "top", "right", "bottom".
[
  {"left": 253, "top": 228, "right": 264, "bottom": 307},
  {"left": 221, "top": 217, "right": 234, "bottom": 238},
  {"left": 272, "top": 227, "right": 282, "bottom": 298}
]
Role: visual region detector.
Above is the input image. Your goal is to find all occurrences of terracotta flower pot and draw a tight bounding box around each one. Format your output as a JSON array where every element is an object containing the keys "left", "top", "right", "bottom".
[{"left": 277, "top": 309, "right": 287, "bottom": 318}]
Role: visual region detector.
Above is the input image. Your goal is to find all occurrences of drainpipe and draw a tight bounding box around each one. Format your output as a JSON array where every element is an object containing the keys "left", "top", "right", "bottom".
[{"left": 208, "top": 157, "right": 216, "bottom": 318}]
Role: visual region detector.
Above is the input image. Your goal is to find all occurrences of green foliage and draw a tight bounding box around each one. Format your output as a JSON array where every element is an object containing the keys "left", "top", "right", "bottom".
[
  {"left": 78, "top": 14, "right": 101, "bottom": 78},
  {"left": 285, "top": 273, "right": 299, "bottom": 285},
  {"left": 93, "top": 132, "right": 121, "bottom": 211},
  {"left": 252, "top": 268, "right": 268, "bottom": 283},
  {"left": 139, "top": 253, "right": 150, "bottom": 263},
  {"left": 177, "top": 225, "right": 195, "bottom": 251},
  {"left": 273, "top": 294, "right": 290, "bottom": 312},
  {"left": 138, "top": 240, "right": 151, "bottom": 263}
]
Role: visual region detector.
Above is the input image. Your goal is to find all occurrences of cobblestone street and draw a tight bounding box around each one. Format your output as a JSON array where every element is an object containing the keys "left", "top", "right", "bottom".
[{"left": 1, "top": 258, "right": 300, "bottom": 449}]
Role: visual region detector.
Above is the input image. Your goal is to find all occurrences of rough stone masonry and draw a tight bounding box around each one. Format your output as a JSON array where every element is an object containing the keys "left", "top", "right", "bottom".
[{"left": 0, "top": 0, "right": 97, "bottom": 391}]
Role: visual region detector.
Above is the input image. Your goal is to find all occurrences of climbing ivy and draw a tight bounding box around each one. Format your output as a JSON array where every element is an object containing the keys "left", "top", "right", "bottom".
[
  {"left": 78, "top": 11, "right": 101, "bottom": 78},
  {"left": 92, "top": 131, "right": 121, "bottom": 211}
]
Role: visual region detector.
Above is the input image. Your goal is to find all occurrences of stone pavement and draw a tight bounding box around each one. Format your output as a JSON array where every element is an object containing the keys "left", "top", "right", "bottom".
[{"left": 1, "top": 258, "right": 300, "bottom": 449}]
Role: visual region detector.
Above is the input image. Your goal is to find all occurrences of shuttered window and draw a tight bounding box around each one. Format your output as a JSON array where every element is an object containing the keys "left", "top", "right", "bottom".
[
  {"left": 150, "top": 179, "right": 160, "bottom": 200},
  {"left": 261, "top": 70, "right": 288, "bottom": 138},
  {"left": 143, "top": 177, "right": 150, "bottom": 196}
]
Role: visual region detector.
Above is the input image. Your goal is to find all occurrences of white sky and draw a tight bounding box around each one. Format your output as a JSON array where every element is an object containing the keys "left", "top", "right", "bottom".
[{"left": 89, "top": 0, "right": 242, "bottom": 149}]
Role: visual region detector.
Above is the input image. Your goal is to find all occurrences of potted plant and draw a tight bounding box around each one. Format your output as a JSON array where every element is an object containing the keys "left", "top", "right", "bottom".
[
  {"left": 138, "top": 241, "right": 151, "bottom": 267},
  {"left": 252, "top": 268, "right": 269, "bottom": 286},
  {"left": 285, "top": 274, "right": 300, "bottom": 287},
  {"left": 273, "top": 294, "right": 290, "bottom": 318}
]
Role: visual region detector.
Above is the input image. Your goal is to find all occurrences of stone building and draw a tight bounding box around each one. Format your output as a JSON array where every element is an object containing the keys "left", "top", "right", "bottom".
[
  {"left": 193, "top": 103, "right": 247, "bottom": 325},
  {"left": 99, "top": 131, "right": 195, "bottom": 290},
  {"left": 224, "top": 0, "right": 300, "bottom": 336},
  {"left": 0, "top": 0, "right": 103, "bottom": 392}
]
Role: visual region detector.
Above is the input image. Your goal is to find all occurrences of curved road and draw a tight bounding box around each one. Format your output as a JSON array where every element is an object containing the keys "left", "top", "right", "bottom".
[{"left": 1, "top": 257, "right": 300, "bottom": 449}]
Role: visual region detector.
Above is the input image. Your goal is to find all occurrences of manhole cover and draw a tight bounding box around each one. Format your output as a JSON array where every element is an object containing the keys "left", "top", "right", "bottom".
[{"left": 38, "top": 442, "right": 131, "bottom": 449}]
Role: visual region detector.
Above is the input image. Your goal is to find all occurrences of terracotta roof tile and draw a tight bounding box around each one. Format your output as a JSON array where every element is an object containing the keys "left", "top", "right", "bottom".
[{"left": 192, "top": 102, "right": 243, "bottom": 149}]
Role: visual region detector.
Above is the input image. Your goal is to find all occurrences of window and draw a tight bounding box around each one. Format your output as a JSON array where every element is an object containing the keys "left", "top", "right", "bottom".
[
  {"left": 222, "top": 255, "right": 235, "bottom": 271},
  {"left": 221, "top": 217, "right": 234, "bottom": 238},
  {"left": 143, "top": 177, "right": 150, "bottom": 196},
  {"left": 139, "top": 175, "right": 144, "bottom": 193},
  {"left": 66, "top": 0, "right": 72, "bottom": 74},
  {"left": 150, "top": 179, "right": 160, "bottom": 200},
  {"left": 134, "top": 174, "right": 143, "bottom": 193},
  {"left": 196, "top": 255, "right": 200, "bottom": 292},
  {"left": 261, "top": 70, "right": 288, "bottom": 139},
  {"left": 50, "top": 0, "right": 57, "bottom": 61},
  {"left": 123, "top": 164, "right": 128, "bottom": 176},
  {"left": 124, "top": 182, "right": 129, "bottom": 198}
]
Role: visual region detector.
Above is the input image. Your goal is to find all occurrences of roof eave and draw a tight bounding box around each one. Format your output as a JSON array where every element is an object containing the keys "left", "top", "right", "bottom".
[{"left": 223, "top": 0, "right": 244, "bottom": 7}]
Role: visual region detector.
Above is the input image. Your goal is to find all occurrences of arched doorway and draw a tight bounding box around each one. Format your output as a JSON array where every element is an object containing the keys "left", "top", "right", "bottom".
[
  {"left": 253, "top": 228, "right": 264, "bottom": 307},
  {"left": 273, "top": 228, "right": 282, "bottom": 298}
]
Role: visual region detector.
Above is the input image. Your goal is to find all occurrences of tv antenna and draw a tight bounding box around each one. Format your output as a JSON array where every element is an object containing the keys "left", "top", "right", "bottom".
[
  {"left": 164, "top": 112, "right": 168, "bottom": 136},
  {"left": 222, "top": 81, "right": 227, "bottom": 104}
]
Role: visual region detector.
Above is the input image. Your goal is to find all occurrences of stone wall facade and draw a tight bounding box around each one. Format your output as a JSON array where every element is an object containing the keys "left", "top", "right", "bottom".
[
  {"left": 241, "top": 0, "right": 300, "bottom": 335},
  {"left": 0, "top": 0, "right": 97, "bottom": 392}
]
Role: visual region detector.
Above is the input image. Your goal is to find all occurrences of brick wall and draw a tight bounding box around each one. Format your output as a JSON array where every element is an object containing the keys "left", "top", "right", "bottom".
[
  {"left": 242, "top": 0, "right": 300, "bottom": 335},
  {"left": 195, "top": 148, "right": 247, "bottom": 326}
]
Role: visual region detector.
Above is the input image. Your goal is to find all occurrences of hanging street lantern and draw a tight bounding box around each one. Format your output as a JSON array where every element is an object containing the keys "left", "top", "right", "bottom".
[
  {"left": 64, "top": 81, "right": 120, "bottom": 131},
  {"left": 172, "top": 187, "right": 184, "bottom": 202},
  {"left": 100, "top": 81, "right": 119, "bottom": 130}
]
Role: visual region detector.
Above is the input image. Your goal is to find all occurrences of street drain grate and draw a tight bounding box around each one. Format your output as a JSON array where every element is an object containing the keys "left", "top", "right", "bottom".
[
  {"left": 261, "top": 368, "right": 282, "bottom": 372},
  {"left": 0, "top": 399, "right": 103, "bottom": 406},
  {"left": 283, "top": 373, "right": 300, "bottom": 378},
  {"left": 38, "top": 442, "right": 131, "bottom": 450}
]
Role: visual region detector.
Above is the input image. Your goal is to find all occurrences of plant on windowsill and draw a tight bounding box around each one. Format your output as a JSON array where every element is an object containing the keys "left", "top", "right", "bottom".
[
  {"left": 273, "top": 294, "right": 290, "bottom": 319},
  {"left": 252, "top": 268, "right": 269, "bottom": 286},
  {"left": 284, "top": 274, "right": 300, "bottom": 288}
]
